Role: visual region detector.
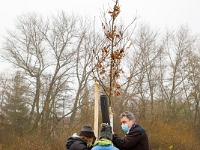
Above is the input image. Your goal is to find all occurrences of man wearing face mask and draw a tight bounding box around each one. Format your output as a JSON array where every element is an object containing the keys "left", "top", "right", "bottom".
[{"left": 112, "top": 111, "right": 151, "bottom": 150}]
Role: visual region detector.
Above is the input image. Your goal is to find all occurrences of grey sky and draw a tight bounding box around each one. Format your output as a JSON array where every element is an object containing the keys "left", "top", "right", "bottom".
[{"left": 0, "top": 0, "right": 200, "bottom": 72}]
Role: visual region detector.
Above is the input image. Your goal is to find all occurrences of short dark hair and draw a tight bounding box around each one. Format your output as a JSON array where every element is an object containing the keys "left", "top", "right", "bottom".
[{"left": 120, "top": 111, "right": 135, "bottom": 121}]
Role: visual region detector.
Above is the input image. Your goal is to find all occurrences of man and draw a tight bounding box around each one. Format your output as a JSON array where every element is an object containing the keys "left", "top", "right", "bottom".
[{"left": 112, "top": 111, "right": 151, "bottom": 150}]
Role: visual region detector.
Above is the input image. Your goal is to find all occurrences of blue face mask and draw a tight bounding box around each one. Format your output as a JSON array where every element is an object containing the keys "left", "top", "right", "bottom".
[{"left": 121, "top": 124, "right": 130, "bottom": 133}]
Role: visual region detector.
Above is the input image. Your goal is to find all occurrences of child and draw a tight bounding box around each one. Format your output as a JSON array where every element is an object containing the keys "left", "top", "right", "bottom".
[{"left": 92, "top": 123, "right": 119, "bottom": 150}]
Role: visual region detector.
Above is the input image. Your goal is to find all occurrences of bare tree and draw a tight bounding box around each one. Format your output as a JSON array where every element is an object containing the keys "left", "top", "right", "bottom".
[
  {"left": 184, "top": 51, "right": 200, "bottom": 126},
  {"left": 133, "top": 24, "right": 162, "bottom": 117},
  {"left": 68, "top": 19, "right": 97, "bottom": 127},
  {"left": 160, "top": 26, "right": 197, "bottom": 121},
  {"left": 2, "top": 12, "right": 94, "bottom": 135}
]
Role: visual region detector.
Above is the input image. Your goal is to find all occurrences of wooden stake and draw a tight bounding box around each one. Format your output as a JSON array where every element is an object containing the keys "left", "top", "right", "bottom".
[
  {"left": 94, "top": 83, "right": 99, "bottom": 140},
  {"left": 109, "top": 107, "right": 113, "bottom": 130}
]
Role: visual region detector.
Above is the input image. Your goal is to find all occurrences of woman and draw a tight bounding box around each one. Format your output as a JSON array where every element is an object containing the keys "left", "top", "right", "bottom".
[{"left": 66, "top": 125, "right": 96, "bottom": 150}]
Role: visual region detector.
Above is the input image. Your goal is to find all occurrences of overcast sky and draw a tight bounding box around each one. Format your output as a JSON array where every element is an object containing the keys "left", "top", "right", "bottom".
[{"left": 0, "top": 0, "right": 200, "bottom": 72}]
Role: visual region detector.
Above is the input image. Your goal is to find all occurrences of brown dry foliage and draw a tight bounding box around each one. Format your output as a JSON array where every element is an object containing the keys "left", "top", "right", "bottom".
[
  {"left": 1, "top": 133, "right": 66, "bottom": 150},
  {"left": 142, "top": 119, "right": 200, "bottom": 150},
  {"left": 1, "top": 119, "right": 199, "bottom": 150}
]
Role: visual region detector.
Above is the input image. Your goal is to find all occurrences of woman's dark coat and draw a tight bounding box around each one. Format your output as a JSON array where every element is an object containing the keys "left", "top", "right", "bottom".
[{"left": 66, "top": 136, "right": 89, "bottom": 150}]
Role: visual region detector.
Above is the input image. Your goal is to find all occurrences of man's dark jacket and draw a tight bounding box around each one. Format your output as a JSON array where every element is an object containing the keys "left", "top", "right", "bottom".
[{"left": 112, "top": 124, "right": 151, "bottom": 150}]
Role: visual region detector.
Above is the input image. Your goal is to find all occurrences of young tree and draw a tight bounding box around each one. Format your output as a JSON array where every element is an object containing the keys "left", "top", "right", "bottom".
[{"left": 92, "top": 0, "right": 137, "bottom": 119}]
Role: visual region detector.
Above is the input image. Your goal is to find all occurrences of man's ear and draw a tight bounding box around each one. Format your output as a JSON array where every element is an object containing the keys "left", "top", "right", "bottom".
[{"left": 131, "top": 119, "right": 135, "bottom": 124}]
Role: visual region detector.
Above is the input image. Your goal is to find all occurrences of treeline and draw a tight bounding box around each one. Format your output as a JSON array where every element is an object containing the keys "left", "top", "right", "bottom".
[{"left": 0, "top": 10, "right": 200, "bottom": 149}]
